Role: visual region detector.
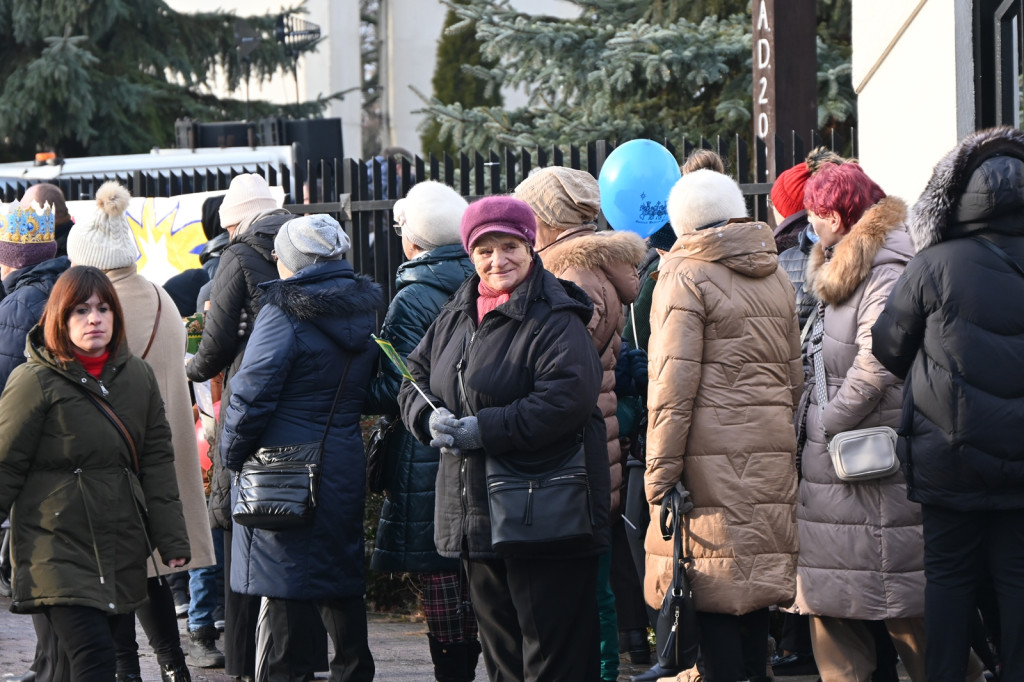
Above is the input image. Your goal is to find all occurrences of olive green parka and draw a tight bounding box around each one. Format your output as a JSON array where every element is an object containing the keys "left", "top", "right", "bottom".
[{"left": 0, "top": 326, "right": 189, "bottom": 615}]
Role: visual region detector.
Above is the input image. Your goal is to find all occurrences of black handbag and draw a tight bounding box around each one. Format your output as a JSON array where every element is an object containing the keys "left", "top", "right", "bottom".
[
  {"left": 366, "top": 416, "right": 401, "bottom": 494},
  {"left": 485, "top": 440, "right": 594, "bottom": 554},
  {"left": 232, "top": 357, "right": 352, "bottom": 531},
  {"left": 655, "top": 488, "right": 699, "bottom": 671}
]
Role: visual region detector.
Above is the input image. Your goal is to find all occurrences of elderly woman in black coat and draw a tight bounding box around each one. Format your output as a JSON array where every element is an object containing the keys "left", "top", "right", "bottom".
[
  {"left": 398, "top": 195, "right": 608, "bottom": 682},
  {"left": 220, "top": 214, "right": 382, "bottom": 682}
]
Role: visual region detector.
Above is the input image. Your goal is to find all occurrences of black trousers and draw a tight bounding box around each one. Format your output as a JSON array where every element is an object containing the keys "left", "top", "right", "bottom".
[
  {"left": 610, "top": 510, "right": 650, "bottom": 632},
  {"left": 467, "top": 553, "right": 600, "bottom": 682},
  {"left": 43, "top": 605, "right": 133, "bottom": 682},
  {"left": 111, "top": 576, "right": 185, "bottom": 673},
  {"left": 622, "top": 465, "right": 657, "bottom": 629},
  {"left": 263, "top": 596, "right": 374, "bottom": 682},
  {"left": 921, "top": 504, "right": 1024, "bottom": 682},
  {"left": 697, "top": 608, "right": 770, "bottom": 682},
  {"left": 224, "top": 527, "right": 260, "bottom": 677}
]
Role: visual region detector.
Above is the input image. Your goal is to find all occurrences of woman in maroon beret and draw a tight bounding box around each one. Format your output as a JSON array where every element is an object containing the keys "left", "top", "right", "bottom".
[{"left": 399, "top": 195, "right": 609, "bottom": 681}]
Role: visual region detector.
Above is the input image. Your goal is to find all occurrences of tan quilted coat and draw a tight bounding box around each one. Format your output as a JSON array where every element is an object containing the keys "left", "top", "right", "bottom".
[
  {"left": 644, "top": 219, "right": 802, "bottom": 615},
  {"left": 795, "top": 196, "right": 925, "bottom": 620},
  {"left": 539, "top": 227, "right": 646, "bottom": 512}
]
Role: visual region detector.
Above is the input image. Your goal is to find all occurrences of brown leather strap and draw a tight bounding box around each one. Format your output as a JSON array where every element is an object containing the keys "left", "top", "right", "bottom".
[
  {"left": 140, "top": 283, "right": 161, "bottom": 360},
  {"left": 76, "top": 386, "right": 140, "bottom": 473}
]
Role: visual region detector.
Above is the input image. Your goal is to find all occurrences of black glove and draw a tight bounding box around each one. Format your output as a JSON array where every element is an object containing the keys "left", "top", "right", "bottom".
[{"left": 615, "top": 341, "right": 649, "bottom": 396}]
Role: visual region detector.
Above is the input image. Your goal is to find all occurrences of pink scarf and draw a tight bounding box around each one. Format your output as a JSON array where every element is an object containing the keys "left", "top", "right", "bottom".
[{"left": 476, "top": 281, "right": 511, "bottom": 324}]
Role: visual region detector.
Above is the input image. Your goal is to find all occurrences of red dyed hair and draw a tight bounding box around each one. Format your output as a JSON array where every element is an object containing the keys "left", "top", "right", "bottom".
[{"left": 803, "top": 163, "right": 886, "bottom": 231}]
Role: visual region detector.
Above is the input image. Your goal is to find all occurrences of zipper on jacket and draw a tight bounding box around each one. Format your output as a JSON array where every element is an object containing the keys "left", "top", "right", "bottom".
[
  {"left": 98, "top": 379, "right": 109, "bottom": 397},
  {"left": 455, "top": 331, "right": 477, "bottom": 527},
  {"left": 75, "top": 469, "right": 106, "bottom": 585}
]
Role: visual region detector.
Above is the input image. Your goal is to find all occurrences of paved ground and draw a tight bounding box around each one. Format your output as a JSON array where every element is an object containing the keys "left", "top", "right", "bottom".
[{"left": 0, "top": 594, "right": 831, "bottom": 681}]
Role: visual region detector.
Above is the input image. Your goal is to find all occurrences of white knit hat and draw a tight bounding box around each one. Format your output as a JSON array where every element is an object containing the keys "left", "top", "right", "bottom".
[
  {"left": 66, "top": 181, "right": 138, "bottom": 269},
  {"left": 219, "top": 174, "right": 277, "bottom": 229},
  {"left": 274, "top": 214, "right": 350, "bottom": 274},
  {"left": 667, "top": 169, "right": 749, "bottom": 236},
  {"left": 393, "top": 181, "right": 468, "bottom": 251}
]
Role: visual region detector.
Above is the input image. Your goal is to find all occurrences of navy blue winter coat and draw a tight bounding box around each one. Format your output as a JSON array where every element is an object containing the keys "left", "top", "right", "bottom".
[
  {"left": 221, "top": 259, "right": 383, "bottom": 599},
  {"left": 0, "top": 256, "right": 70, "bottom": 387},
  {"left": 366, "top": 243, "right": 474, "bottom": 573}
]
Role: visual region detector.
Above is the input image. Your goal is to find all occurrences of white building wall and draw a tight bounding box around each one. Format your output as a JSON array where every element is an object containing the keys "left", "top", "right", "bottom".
[
  {"left": 164, "top": 0, "right": 364, "bottom": 159},
  {"left": 853, "top": 0, "right": 974, "bottom": 205},
  {"left": 383, "top": 0, "right": 579, "bottom": 155}
]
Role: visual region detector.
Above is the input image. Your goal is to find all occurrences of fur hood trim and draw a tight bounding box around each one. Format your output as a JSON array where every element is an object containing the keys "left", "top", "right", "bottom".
[
  {"left": 806, "top": 196, "right": 910, "bottom": 306},
  {"left": 910, "top": 126, "right": 1024, "bottom": 251},
  {"left": 260, "top": 273, "right": 383, "bottom": 322},
  {"left": 541, "top": 228, "right": 647, "bottom": 274}
]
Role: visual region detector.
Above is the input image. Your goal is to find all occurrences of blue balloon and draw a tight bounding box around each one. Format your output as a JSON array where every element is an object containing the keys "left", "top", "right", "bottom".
[{"left": 598, "top": 140, "right": 681, "bottom": 238}]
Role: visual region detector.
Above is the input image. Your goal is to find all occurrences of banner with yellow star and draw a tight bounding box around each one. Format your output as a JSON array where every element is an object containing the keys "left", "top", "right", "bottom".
[{"left": 66, "top": 187, "right": 285, "bottom": 284}]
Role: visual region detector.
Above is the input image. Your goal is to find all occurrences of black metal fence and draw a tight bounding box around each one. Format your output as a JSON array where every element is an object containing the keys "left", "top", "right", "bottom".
[{"left": 2, "top": 129, "right": 854, "bottom": 303}]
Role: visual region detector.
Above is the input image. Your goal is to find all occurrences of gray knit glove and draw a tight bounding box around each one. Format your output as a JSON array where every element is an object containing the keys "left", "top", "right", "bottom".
[
  {"left": 449, "top": 416, "right": 482, "bottom": 451},
  {"left": 428, "top": 408, "right": 459, "bottom": 449}
]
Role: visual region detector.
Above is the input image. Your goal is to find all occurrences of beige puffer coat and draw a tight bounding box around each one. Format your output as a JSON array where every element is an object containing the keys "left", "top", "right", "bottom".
[
  {"left": 644, "top": 219, "right": 802, "bottom": 615},
  {"left": 539, "top": 227, "right": 645, "bottom": 512},
  {"left": 795, "top": 196, "right": 924, "bottom": 619}
]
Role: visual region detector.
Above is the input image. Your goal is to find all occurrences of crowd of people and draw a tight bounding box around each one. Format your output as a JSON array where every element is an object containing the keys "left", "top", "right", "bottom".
[{"left": 0, "top": 125, "right": 1021, "bottom": 682}]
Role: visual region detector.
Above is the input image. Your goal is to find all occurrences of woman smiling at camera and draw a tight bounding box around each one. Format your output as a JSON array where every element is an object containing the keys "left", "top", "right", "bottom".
[
  {"left": 0, "top": 265, "right": 189, "bottom": 682},
  {"left": 399, "top": 195, "right": 608, "bottom": 682}
]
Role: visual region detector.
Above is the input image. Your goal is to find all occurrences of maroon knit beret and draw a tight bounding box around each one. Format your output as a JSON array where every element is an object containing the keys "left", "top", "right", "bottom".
[
  {"left": 770, "top": 162, "right": 812, "bottom": 219},
  {"left": 460, "top": 196, "right": 537, "bottom": 252}
]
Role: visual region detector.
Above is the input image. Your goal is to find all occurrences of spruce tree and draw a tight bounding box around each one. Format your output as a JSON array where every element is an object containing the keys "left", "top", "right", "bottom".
[
  {"left": 421, "top": 2, "right": 503, "bottom": 157},
  {"left": 417, "top": 0, "right": 854, "bottom": 152},
  {"left": 0, "top": 0, "right": 329, "bottom": 161}
]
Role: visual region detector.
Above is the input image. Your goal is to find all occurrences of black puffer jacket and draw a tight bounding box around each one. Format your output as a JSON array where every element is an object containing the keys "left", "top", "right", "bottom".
[
  {"left": 398, "top": 257, "right": 608, "bottom": 559},
  {"left": 185, "top": 209, "right": 292, "bottom": 529},
  {"left": 366, "top": 244, "right": 474, "bottom": 573},
  {"left": 778, "top": 220, "right": 816, "bottom": 331},
  {"left": 872, "top": 126, "right": 1024, "bottom": 511}
]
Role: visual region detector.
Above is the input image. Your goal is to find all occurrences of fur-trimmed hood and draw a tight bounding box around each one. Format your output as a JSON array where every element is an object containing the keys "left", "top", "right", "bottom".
[
  {"left": 539, "top": 227, "right": 646, "bottom": 302},
  {"left": 910, "top": 126, "right": 1024, "bottom": 251},
  {"left": 259, "top": 259, "right": 383, "bottom": 352},
  {"left": 806, "top": 196, "right": 913, "bottom": 306}
]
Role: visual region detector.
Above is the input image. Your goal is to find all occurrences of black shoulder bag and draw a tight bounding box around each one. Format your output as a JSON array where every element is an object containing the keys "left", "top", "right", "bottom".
[
  {"left": 454, "top": 345, "right": 594, "bottom": 554},
  {"left": 655, "top": 487, "right": 699, "bottom": 671},
  {"left": 232, "top": 356, "right": 353, "bottom": 530}
]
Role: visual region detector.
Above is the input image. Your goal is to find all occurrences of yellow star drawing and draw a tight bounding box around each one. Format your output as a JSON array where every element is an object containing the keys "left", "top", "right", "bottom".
[{"left": 125, "top": 198, "right": 206, "bottom": 283}]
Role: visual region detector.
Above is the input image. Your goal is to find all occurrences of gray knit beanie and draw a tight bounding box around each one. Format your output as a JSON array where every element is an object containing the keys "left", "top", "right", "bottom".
[
  {"left": 393, "top": 181, "right": 468, "bottom": 251},
  {"left": 274, "top": 214, "right": 350, "bottom": 273},
  {"left": 66, "top": 181, "right": 138, "bottom": 269}
]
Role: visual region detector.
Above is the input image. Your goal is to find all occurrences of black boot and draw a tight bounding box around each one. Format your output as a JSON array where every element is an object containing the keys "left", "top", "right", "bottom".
[
  {"left": 160, "top": 661, "right": 192, "bottom": 682},
  {"left": 187, "top": 624, "right": 225, "bottom": 668},
  {"left": 115, "top": 675, "right": 143, "bottom": 682},
  {"left": 428, "top": 634, "right": 479, "bottom": 682},
  {"left": 465, "top": 638, "right": 482, "bottom": 681}
]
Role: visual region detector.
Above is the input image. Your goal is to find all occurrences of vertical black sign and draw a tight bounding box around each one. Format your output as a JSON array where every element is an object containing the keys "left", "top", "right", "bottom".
[{"left": 753, "top": 0, "right": 818, "bottom": 178}]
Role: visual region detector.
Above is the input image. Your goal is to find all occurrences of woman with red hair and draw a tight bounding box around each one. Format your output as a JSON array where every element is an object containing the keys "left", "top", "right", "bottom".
[{"left": 795, "top": 162, "right": 928, "bottom": 680}]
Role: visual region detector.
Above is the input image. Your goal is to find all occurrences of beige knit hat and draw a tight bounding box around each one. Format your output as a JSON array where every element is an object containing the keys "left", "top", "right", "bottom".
[
  {"left": 393, "top": 181, "right": 468, "bottom": 251},
  {"left": 66, "top": 181, "right": 139, "bottom": 269},
  {"left": 514, "top": 166, "right": 600, "bottom": 230},
  {"left": 219, "top": 174, "right": 277, "bottom": 229}
]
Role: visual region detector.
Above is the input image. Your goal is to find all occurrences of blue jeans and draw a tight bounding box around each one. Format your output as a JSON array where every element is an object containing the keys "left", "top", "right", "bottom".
[{"left": 188, "top": 527, "right": 225, "bottom": 632}]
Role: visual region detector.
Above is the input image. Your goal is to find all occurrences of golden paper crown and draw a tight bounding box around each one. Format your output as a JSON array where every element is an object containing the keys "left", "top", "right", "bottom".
[{"left": 0, "top": 202, "right": 56, "bottom": 245}]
